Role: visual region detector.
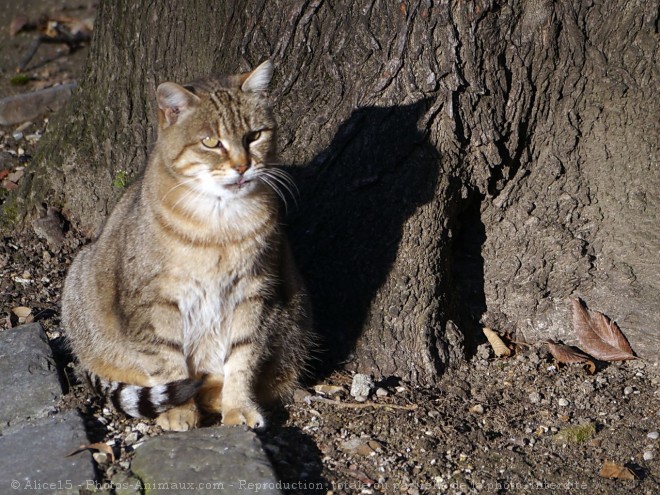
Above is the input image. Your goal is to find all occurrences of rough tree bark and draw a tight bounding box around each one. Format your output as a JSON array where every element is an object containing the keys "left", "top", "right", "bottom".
[{"left": 11, "top": 0, "right": 658, "bottom": 385}]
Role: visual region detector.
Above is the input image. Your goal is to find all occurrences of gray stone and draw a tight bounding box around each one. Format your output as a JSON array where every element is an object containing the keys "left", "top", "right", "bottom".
[
  {"left": 0, "top": 410, "right": 96, "bottom": 494},
  {"left": 350, "top": 374, "right": 374, "bottom": 401},
  {"left": 110, "top": 472, "right": 143, "bottom": 495},
  {"left": 375, "top": 387, "right": 389, "bottom": 397},
  {"left": 131, "top": 427, "right": 281, "bottom": 494},
  {"left": 0, "top": 323, "right": 62, "bottom": 433}
]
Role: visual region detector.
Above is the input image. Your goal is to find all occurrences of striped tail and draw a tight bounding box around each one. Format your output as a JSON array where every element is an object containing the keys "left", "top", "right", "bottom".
[{"left": 86, "top": 372, "right": 204, "bottom": 419}]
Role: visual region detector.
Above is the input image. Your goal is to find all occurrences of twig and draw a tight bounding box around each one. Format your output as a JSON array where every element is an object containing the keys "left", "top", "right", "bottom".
[
  {"left": 17, "top": 29, "right": 91, "bottom": 72},
  {"left": 308, "top": 395, "right": 417, "bottom": 411}
]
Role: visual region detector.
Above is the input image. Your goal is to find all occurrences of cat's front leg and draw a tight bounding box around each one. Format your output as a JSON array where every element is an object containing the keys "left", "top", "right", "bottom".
[{"left": 220, "top": 301, "right": 266, "bottom": 429}]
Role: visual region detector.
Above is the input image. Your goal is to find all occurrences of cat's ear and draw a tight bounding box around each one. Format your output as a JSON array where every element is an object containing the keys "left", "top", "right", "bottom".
[
  {"left": 241, "top": 60, "right": 273, "bottom": 94},
  {"left": 156, "top": 82, "right": 200, "bottom": 127}
]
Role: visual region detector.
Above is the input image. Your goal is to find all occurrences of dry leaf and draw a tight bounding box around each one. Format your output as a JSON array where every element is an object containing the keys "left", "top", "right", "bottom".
[
  {"left": 599, "top": 460, "right": 636, "bottom": 480},
  {"left": 572, "top": 298, "right": 636, "bottom": 361},
  {"left": 483, "top": 327, "right": 511, "bottom": 357},
  {"left": 68, "top": 442, "right": 115, "bottom": 462},
  {"left": 11, "top": 306, "right": 32, "bottom": 318},
  {"left": 546, "top": 340, "right": 596, "bottom": 374},
  {"left": 9, "top": 15, "right": 30, "bottom": 36},
  {"left": 313, "top": 384, "right": 345, "bottom": 396}
]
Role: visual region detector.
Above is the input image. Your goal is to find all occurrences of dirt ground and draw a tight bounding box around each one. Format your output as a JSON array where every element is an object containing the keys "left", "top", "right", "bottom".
[{"left": 1, "top": 1, "right": 659, "bottom": 494}]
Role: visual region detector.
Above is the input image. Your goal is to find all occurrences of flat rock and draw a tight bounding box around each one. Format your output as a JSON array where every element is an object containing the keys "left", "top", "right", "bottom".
[
  {"left": 131, "top": 427, "right": 281, "bottom": 494},
  {"left": 0, "top": 410, "right": 96, "bottom": 494},
  {"left": 0, "top": 323, "right": 62, "bottom": 432}
]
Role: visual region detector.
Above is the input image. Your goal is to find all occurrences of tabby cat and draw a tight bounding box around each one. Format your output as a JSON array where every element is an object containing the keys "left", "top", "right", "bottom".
[{"left": 62, "top": 60, "right": 311, "bottom": 431}]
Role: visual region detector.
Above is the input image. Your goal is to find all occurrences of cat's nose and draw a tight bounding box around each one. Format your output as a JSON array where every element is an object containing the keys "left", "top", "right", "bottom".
[{"left": 232, "top": 161, "right": 250, "bottom": 175}]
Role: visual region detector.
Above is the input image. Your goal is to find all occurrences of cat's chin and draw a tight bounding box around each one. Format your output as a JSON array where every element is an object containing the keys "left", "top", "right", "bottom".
[
  {"left": 224, "top": 178, "right": 255, "bottom": 192},
  {"left": 192, "top": 177, "right": 258, "bottom": 199}
]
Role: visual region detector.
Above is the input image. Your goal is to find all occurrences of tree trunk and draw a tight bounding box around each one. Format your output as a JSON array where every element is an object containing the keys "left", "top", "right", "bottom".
[{"left": 11, "top": 0, "right": 659, "bottom": 385}]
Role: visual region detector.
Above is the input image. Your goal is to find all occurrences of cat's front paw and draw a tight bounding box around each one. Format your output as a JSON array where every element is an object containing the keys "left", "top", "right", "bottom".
[
  {"left": 222, "top": 406, "right": 266, "bottom": 430},
  {"left": 156, "top": 404, "right": 199, "bottom": 431}
]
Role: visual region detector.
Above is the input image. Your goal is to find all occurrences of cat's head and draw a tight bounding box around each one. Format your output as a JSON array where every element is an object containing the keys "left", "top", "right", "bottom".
[{"left": 154, "top": 60, "right": 282, "bottom": 201}]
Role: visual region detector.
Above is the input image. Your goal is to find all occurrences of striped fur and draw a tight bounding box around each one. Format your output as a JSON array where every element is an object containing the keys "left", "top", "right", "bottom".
[
  {"left": 62, "top": 61, "right": 312, "bottom": 431},
  {"left": 86, "top": 372, "right": 205, "bottom": 419}
]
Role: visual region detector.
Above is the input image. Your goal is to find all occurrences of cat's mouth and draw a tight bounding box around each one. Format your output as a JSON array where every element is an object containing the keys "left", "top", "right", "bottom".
[{"left": 226, "top": 176, "right": 253, "bottom": 190}]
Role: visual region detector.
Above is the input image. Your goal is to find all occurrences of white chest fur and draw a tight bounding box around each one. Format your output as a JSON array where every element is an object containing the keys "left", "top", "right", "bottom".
[{"left": 176, "top": 275, "right": 236, "bottom": 374}]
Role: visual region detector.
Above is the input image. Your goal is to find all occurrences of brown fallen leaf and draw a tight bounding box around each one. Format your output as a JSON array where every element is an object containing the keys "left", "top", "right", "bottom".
[
  {"left": 11, "top": 306, "right": 32, "bottom": 318},
  {"left": 546, "top": 340, "right": 596, "bottom": 374},
  {"left": 67, "top": 442, "right": 115, "bottom": 463},
  {"left": 483, "top": 327, "right": 511, "bottom": 357},
  {"left": 572, "top": 298, "right": 636, "bottom": 361},
  {"left": 599, "top": 460, "right": 636, "bottom": 480},
  {"left": 2, "top": 180, "right": 19, "bottom": 190},
  {"left": 313, "top": 384, "right": 345, "bottom": 396},
  {"left": 9, "top": 15, "right": 32, "bottom": 36}
]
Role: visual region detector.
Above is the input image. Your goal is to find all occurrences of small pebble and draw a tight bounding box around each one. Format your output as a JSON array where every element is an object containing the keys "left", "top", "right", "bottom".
[
  {"left": 629, "top": 359, "right": 646, "bottom": 369},
  {"left": 350, "top": 374, "right": 374, "bottom": 401},
  {"left": 529, "top": 392, "right": 542, "bottom": 404},
  {"left": 579, "top": 381, "right": 595, "bottom": 395},
  {"left": 134, "top": 422, "right": 150, "bottom": 434},
  {"left": 469, "top": 404, "right": 484, "bottom": 414},
  {"left": 476, "top": 343, "right": 492, "bottom": 360},
  {"left": 643, "top": 451, "right": 654, "bottom": 461},
  {"left": 92, "top": 452, "right": 109, "bottom": 464},
  {"left": 124, "top": 431, "right": 140, "bottom": 445},
  {"left": 647, "top": 431, "right": 659, "bottom": 440},
  {"left": 558, "top": 398, "right": 569, "bottom": 407},
  {"left": 12, "top": 131, "right": 24, "bottom": 141},
  {"left": 624, "top": 386, "right": 634, "bottom": 396},
  {"left": 375, "top": 387, "right": 388, "bottom": 397}
]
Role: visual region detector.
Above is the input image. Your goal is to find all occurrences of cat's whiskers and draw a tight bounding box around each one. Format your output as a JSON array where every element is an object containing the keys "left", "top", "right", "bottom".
[
  {"left": 170, "top": 183, "right": 201, "bottom": 211},
  {"left": 259, "top": 170, "right": 298, "bottom": 210},
  {"left": 161, "top": 177, "right": 198, "bottom": 202},
  {"left": 265, "top": 167, "right": 299, "bottom": 196},
  {"left": 267, "top": 175, "right": 296, "bottom": 206},
  {"left": 259, "top": 175, "right": 289, "bottom": 213}
]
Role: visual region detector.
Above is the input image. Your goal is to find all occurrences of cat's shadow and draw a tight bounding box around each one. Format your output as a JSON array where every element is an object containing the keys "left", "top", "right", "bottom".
[{"left": 283, "top": 100, "right": 442, "bottom": 376}]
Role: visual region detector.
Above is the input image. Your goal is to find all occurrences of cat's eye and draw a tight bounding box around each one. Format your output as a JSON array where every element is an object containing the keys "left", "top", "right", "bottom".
[
  {"left": 245, "top": 130, "right": 262, "bottom": 145},
  {"left": 202, "top": 136, "right": 223, "bottom": 149}
]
